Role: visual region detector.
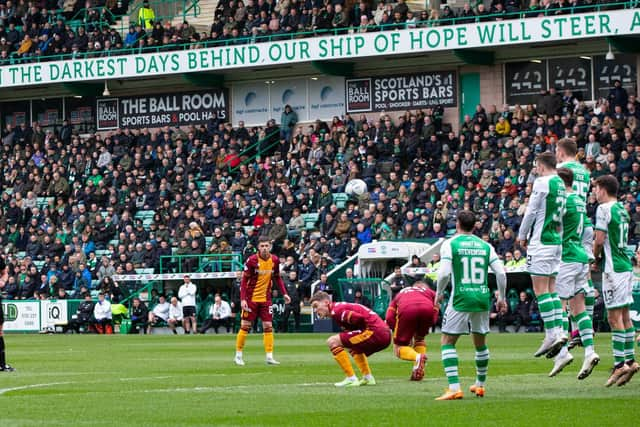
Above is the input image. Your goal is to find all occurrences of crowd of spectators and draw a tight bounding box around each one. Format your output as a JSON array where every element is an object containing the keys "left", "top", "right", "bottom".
[
  {"left": 0, "top": 0, "right": 633, "bottom": 64},
  {"left": 1, "top": 76, "right": 639, "bottom": 305},
  {"left": 0, "top": 0, "right": 131, "bottom": 63}
]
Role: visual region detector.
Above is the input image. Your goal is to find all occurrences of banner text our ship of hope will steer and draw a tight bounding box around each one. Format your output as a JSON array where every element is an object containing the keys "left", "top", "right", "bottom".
[{"left": 0, "top": 10, "right": 638, "bottom": 87}]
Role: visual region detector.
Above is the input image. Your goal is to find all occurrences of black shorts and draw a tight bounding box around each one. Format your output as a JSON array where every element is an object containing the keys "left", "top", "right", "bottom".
[
  {"left": 0, "top": 296, "right": 4, "bottom": 325},
  {"left": 183, "top": 306, "right": 196, "bottom": 317}
]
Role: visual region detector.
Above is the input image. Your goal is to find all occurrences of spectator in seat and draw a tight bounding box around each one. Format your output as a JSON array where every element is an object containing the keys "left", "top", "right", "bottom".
[
  {"left": 389, "top": 266, "right": 409, "bottom": 298},
  {"left": 129, "top": 297, "right": 149, "bottom": 334},
  {"left": 93, "top": 292, "right": 113, "bottom": 334},
  {"left": 68, "top": 293, "right": 95, "bottom": 333},
  {"left": 198, "top": 293, "right": 232, "bottom": 334},
  {"left": 167, "top": 296, "right": 184, "bottom": 335},
  {"left": 146, "top": 294, "right": 170, "bottom": 333},
  {"left": 513, "top": 291, "right": 533, "bottom": 332},
  {"left": 353, "top": 288, "right": 371, "bottom": 308},
  {"left": 490, "top": 290, "right": 513, "bottom": 333}
]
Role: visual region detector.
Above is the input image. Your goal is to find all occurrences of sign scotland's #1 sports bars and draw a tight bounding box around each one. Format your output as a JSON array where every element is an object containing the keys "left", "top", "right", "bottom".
[{"left": 1, "top": 10, "right": 639, "bottom": 87}]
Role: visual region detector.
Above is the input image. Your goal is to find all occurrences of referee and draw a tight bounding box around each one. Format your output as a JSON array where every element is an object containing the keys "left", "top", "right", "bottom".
[{"left": 0, "top": 256, "right": 15, "bottom": 372}]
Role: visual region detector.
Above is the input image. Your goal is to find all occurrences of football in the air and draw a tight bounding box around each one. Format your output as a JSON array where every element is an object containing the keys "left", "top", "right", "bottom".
[{"left": 345, "top": 179, "right": 368, "bottom": 196}]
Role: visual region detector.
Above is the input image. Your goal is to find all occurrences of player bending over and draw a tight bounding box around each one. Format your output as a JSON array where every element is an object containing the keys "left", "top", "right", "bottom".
[
  {"left": 385, "top": 281, "right": 438, "bottom": 381},
  {"left": 311, "top": 291, "right": 391, "bottom": 387}
]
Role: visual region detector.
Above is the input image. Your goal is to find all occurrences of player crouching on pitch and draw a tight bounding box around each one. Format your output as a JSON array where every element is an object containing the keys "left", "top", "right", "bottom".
[
  {"left": 311, "top": 291, "right": 391, "bottom": 387},
  {"left": 385, "top": 281, "right": 438, "bottom": 381}
]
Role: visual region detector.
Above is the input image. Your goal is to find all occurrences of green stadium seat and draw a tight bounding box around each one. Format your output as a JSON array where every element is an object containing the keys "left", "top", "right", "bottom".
[
  {"left": 446, "top": 228, "right": 456, "bottom": 237},
  {"left": 303, "top": 213, "right": 319, "bottom": 230},
  {"left": 525, "top": 288, "right": 536, "bottom": 301},
  {"left": 332, "top": 193, "right": 349, "bottom": 209},
  {"left": 95, "top": 249, "right": 112, "bottom": 258},
  {"left": 36, "top": 197, "right": 54, "bottom": 209},
  {"left": 33, "top": 260, "right": 45, "bottom": 271},
  {"left": 15, "top": 251, "right": 26, "bottom": 259},
  {"left": 205, "top": 236, "right": 214, "bottom": 248},
  {"left": 626, "top": 245, "right": 636, "bottom": 258},
  {"left": 108, "top": 239, "right": 119, "bottom": 249},
  {"left": 134, "top": 210, "right": 155, "bottom": 220},
  {"left": 135, "top": 268, "right": 154, "bottom": 275}
]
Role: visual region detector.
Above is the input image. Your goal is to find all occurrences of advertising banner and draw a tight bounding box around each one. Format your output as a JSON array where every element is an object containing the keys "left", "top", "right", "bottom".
[
  {"left": 309, "top": 76, "right": 346, "bottom": 121},
  {"left": 2, "top": 10, "right": 638, "bottom": 88},
  {"left": 1, "top": 301, "right": 40, "bottom": 332},
  {"left": 97, "top": 90, "right": 229, "bottom": 130},
  {"left": 271, "top": 78, "right": 307, "bottom": 120},
  {"left": 346, "top": 71, "right": 457, "bottom": 112},
  {"left": 232, "top": 81, "right": 271, "bottom": 126},
  {"left": 40, "top": 300, "right": 69, "bottom": 329},
  {"left": 346, "top": 78, "right": 372, "bottom": 113},
  {"left": 96, "top": 98, "right": 119, "bottom": 130}
]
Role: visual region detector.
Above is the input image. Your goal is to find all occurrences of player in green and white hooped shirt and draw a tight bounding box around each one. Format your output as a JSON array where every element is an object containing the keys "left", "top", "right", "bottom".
[
  {"left": 517, "top": 152, "right": 567, "bottom": 359},
  {"left": 556, "top": 139, "right": 596, "bottom": 350},
  {"left": 435, "top": 210, "right": 507, "bottom": 401},
  {"left": 548, "top": 168, "right": 599, "bottom": 379},
  {"left": 593, "top": 175, "right": 640, "bottom": 387}
]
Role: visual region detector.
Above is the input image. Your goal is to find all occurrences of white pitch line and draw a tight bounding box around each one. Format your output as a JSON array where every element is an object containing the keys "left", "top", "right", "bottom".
[{"left": 0, "top": 382, "right": 73, "bottom": 396}]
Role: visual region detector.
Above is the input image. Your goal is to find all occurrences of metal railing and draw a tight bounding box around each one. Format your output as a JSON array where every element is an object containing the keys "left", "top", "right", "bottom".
[
  {"left": 159, "top": 253, "right": 243, "bottom": 274},
  {"left": 0, "top": 1, "right": 634, "bottom": 67},
  {"left": 128, "top": 0, "right": 201, "bottom": 30},
  {"left": 229, "top": 129, "right": 281, "bottom": 174}
]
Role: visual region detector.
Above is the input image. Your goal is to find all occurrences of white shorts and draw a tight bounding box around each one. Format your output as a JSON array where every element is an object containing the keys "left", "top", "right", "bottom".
[
  {"left": 556, "top": 262, "right": 589, "bottom": 299},
  {"left": 441, "top": 305, "right": 490, "bottom": 335},
  {"left": 526, "top": 245, "right": 561, "bottom": 277},
  {"left": 582, "top": 226, "right": 594, "bottom": 261},
  {"left": 602, "top": 271, "right": 634, "bottom": 309}
]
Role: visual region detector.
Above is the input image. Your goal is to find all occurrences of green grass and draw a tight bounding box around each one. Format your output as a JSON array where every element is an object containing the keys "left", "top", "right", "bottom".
[{"left": 0, "top": 332, "right": 637, "bottom": 427}]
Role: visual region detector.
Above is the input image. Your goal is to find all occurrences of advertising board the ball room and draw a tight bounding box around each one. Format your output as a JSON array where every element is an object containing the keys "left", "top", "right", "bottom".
[
  {"left": 346, "top": 71, "right": 457, "bottom": 113},
  {"left": 97, "top": 89, "right": 229, "bottom": 130}
]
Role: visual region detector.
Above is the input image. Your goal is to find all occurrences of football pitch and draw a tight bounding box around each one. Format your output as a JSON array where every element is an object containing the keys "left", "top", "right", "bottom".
[{"left": 0, "top": 332, "right": 637, "bottom": 427}]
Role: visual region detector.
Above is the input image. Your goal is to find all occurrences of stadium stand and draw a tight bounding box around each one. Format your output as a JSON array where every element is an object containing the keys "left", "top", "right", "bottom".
[{"left": 0, "top": 0, "right": 632, "bottom": 64}]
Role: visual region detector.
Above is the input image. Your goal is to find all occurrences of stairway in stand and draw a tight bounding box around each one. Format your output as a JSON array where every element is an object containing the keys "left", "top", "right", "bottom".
[{"left": 171, "top": 0, "right": 218, "bottom": 34}]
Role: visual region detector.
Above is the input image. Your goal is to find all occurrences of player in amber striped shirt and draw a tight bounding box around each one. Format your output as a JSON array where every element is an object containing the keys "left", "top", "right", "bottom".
[
  {"left": 235, "top": 236, "right": 290, "bottom": 366},
  {"left": 311, "top": 291, "right": 391, "bottom": 387}
]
